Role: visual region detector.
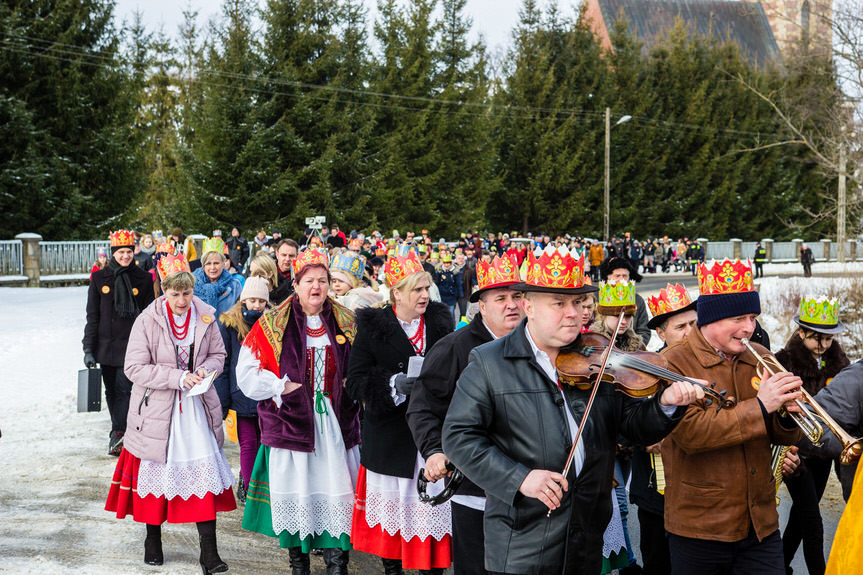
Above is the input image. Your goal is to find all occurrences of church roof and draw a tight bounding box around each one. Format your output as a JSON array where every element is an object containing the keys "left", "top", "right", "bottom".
[{"left": 595, "top": 0, "right": 782, "bottom": 66}]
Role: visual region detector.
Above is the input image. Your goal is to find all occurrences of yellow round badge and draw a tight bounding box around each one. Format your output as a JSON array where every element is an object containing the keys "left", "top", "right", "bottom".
[
  {"left": 751, "top": 376, "right": 760, "bottom": 391},
  {"left": 335, "top": 335, "right": 347, "bottom": 345},
  {"left": 202, "top": 315, "right": 213, "bottom": 324},
  {"left": 132, "top": 288, "right": 139, "bottom": 296},
  {"left": 101, "top": 286, "right": 110, "bottom": 294}
]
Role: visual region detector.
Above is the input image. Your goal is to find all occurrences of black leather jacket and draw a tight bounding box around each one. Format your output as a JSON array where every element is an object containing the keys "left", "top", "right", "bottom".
[{"left": 443, "top": 319, "right": 685, "bottom": 575}]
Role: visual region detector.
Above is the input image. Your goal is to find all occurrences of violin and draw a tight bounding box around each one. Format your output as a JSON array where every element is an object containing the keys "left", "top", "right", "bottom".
[{"left": 555, "top": 332, "right": 737, "bottom": 411}]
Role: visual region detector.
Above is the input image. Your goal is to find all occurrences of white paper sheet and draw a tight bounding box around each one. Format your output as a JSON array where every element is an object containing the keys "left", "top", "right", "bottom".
[
  {"left": 407, "top": 355, "right": 424, "bottom": 378},
  {"left": 186, "top": 370, "right": 216, "bottom": 397}
]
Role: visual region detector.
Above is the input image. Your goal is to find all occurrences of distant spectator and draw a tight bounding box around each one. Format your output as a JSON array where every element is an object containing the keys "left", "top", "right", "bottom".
[
  {"left": 252, "top": 229, "right": 269, "bottom": 255},
  {"left": 225, "top": 226, "right": 250, "bottom": 272},
  {"left": 801, "top": 244, "right": 815, "bottom": 278},
  {"left": 134, "top": 234, "right": 155, "bottom": 272},
  {"left": 271, "top": 239, "right": 299, "bottom": 305},
  {"left": 91, "top": 247, "right": 109, "bottom": 277},
  {"left": 266, "top": 229, "right": 282, "bottom": 247}
]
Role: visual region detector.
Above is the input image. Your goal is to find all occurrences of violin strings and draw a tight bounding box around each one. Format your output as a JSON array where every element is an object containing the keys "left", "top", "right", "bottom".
[{"left": 617, "top": 355, "right": 715, "bottom": 395}]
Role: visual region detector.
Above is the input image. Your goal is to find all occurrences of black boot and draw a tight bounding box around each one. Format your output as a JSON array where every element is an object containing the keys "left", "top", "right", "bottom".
[
  {"left": 144, "top": 523, "right": 163, "bottom": 565},
  {"left": 322, "top": 548, "right": 349, "bottom": 575},
  {"left": 197, "top": 520, "right": 228, "bottom": 574},
  {"left": 382, "top": 558, "right": 404, "bottom": 575},
  {"left": 288, "top": 547, "right": 311, "bottom": 575}
]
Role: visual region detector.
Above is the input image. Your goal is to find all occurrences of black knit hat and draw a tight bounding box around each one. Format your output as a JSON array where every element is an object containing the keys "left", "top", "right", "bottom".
[{"left": 696, "top": 292, "right": 761, "bottom": 327}]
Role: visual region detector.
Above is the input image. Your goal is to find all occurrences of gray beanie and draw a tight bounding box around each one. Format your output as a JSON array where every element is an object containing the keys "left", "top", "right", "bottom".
[{"left": 240, "top": 276, "right": 270, "bottom": 303}]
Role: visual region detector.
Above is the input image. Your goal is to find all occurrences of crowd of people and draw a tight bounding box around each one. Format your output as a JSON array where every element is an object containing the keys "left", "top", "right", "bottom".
[{"left": 81, "top": 226, "right": 860, "bottom": 575}]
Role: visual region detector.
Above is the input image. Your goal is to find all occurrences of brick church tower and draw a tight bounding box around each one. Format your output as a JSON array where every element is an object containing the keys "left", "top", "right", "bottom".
[{"left": 759, "top": 0, "right": 833, "bottom": 58}]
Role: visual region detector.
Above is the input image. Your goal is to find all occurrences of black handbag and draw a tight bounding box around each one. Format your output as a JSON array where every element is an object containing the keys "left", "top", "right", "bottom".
[{"left": 77, "top": 367, "right": 102, "bottom": 412}]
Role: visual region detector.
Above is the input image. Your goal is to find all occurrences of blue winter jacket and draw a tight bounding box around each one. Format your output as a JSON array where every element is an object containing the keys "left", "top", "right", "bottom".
[{"left": 214, "top": 307, "right": 264, "bottom": 418}]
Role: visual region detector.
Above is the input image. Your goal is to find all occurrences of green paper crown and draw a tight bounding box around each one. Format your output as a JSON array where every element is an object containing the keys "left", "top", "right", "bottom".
[
  {"left": 599, "top": 280, "right": 636, "bottom": 307},
  {"left": 202, "top": 237, "right": 225, "bottom": 256},
  {"left": 799, "top": 296, "right": 839, "bottom": 326}
]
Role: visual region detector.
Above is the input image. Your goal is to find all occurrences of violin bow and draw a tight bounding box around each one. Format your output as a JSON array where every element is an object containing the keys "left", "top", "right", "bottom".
[{"left": 547, "top": 310, "right": 625, "bottom": 517}]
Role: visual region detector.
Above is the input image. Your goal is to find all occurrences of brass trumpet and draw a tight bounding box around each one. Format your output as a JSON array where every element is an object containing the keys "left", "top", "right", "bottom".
[{"left": 741, "top": 338, "right": 863, "bottom": 465}]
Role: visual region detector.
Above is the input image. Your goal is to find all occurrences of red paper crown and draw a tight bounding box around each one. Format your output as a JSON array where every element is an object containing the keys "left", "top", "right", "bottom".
[
  {"left": 384, "top": 250, "right": 424, "bottom": 286},
  {"left": 109, "top": 229, "right": 135, "bottom": 248},
  {"left": 476, "top": 254, "right": 521, "bottom": 292},
  {"left": 524, "top": 246, "right": 587, "bottom": 290},
  {"left": 697, "top": 259, "right": 755, "bottom": 295},
  {"left": 155, "top": 241, "right": 176, "bottom": 255},
  {"left": 157, "top": 253, "right": 191, "bottom": 280},
  {"left": 292, "top": 248, "right": 329, "bottom": 277},
  {"left": 647, "top": 283, "right": 694, "bottom": 317}
]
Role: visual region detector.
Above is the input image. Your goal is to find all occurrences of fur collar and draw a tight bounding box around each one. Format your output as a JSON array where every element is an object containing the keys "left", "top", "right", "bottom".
[
  {"left": 775, "top": 333, "right": 849, "bottom": 394},
  {"left": 356, "top": 301, "right": 453, "bottom": 344}
]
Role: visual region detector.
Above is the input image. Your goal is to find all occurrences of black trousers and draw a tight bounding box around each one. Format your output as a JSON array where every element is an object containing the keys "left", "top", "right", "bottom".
[
  {"left": 101, "top": 364, "right": 132, "bottom": 433},
  {"left": 638, "top": 507, "right": 671, "bottom": 575},
  {"left": 803, "top": 263, "right": 812, "bottom": 277},
  {"left": 782, "top": 457, "right": 832, "bottom": 575},
  {"left": 669, "top": 528, "right": 784, "bottom": 575},
  {"left": 452, "top": 501, "right": 488, "bottom": 575},
  {"left": 755, "top": 262, "right": 764, "bottom": 278}
]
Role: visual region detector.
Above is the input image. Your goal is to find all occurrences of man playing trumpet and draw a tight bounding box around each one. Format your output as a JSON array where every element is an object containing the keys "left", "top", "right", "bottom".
[{"left": 661, "top": 259, "right": 803, "bottom": 575}]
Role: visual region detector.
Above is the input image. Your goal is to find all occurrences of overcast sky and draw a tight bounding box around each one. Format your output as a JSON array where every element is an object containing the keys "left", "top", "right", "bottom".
[{"left": 111, "top": 0, "right": 580, "bottom": 55}]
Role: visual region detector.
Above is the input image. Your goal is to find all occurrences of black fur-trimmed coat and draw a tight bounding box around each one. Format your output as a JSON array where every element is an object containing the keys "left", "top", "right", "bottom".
[
  {"left": 346, "top": 301, "right": 454, "bottom": 478},
  {"left": 775, "top": 333, "right": 849, "bottom": 397}
]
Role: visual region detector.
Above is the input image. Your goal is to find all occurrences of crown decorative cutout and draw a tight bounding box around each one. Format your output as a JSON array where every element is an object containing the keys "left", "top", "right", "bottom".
[
  {"left": 331, "top": 251, "right": 364, "bottom": 282},
  {"left": 524, "top": 246, "right": 586, "bottom": 290},
  {"left": 476, "top": 254, "right": 521, "bottom": 292},
  {"left": 697, "top": 259, "right": 755, "bottom": 295},
  {"left": 292, "top": 248, "right": 329, "bottom": 277},
  {"left": 385, "top": 250, "right": 424, "bottom": 286},
  {"left": 648, "top": 283, "right": 693, "bottom": 318},
  {"left": 599, "top": 280, "right": 636, "bottom": 308},
  {"left": 157, "top": 253, "right": 191, "bottom": 280},
  {"left": 799, "top": 296, "right": 839, "bottom": 326},
  {"left": 155, "top": 241, "right": 176, "bottom": 255},
  {"left": 395, "top": 244, "right": 417, "bottom": 258},
  {"left": 202, "top": 237, "right": 226, "bottom": 256},
  {"left": 109, "top": 230, "right": 135, "bottom": 248}
]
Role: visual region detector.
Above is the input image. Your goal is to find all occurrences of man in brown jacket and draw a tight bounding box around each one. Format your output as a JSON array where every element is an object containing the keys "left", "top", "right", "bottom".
[{"left": 660, "top": 259, "right": 803, "bottom": 575}]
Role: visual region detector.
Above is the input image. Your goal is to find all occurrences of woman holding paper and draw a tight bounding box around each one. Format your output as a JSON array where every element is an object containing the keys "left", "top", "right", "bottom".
[
  {"left": 346, "top": 248, "right": 454, "bottom": 575},
  {"left": 106, "top": 255, "right": 235, "bottom": 574},
  {"left": 236, "top": 248, "right": 360, "bottom": 575}
]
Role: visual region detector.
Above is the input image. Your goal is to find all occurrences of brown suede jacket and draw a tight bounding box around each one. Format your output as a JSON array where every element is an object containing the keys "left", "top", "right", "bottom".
[{"left": 660, "top": 327, "right": 802, "bottom": 543}]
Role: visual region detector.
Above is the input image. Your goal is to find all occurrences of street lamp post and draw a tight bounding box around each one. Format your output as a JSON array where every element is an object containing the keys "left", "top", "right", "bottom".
[{"left": 604, "top": 108, "right": 632, "bottom": 242}]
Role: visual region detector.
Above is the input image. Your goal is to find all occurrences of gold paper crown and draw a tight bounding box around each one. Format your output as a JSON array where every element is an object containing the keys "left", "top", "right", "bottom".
[
  {"left": 202, "top": 237, "right": 226, "bottom": 256},
  {"left": 697, "top": 259, "right": 755, "bottom": 295},
  {"left": 648, "top": 283, "right": 693, "bottom": 318},
  {"left": 155, "top": 241, "right": 176, "bottom": 255},
  {"left": 799, "top": 296, "right": 840, "bottom": 326},
  {"left": 292, "top": 248, "right": 329, "bottom": 277},
  {"left": 157, "top": 253, "right": 191, "bottom": 280},
  {"left": 598, "top": 280, "right": 637, "bottom": 310},
  {"left": 330, "top": 251, "right": 364, "bottom": 282},
  {"left": 385, "top": 250, "right": 424, "bottom": 286},
  {"left": 524, "top": 246, "right": 587, "bottom": 290},
  {"left": 476, "top": 254, "right": 521, "bottom": 293},
  {"left": 109, "top": 230, "right": 135, "bottom": 248}
]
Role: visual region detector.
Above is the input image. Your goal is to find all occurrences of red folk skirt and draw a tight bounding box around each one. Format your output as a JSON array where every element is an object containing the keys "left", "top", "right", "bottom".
[
  {"left": 105, "top": 448, "right": 236, "bottom": 524},
  {"left": 350, "top": 466, "right": 452, "bottom": 570}
]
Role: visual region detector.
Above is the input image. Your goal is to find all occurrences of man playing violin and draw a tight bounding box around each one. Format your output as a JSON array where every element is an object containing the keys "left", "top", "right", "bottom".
[
  {"left": 407, "top": 254, "right": 525, "bottom": 575},
  {"left": 660, "top": 260, "right": 803, "bottom": 575},
  {"left": 443, "top": 247, "right": 704, "bottom": 575}
]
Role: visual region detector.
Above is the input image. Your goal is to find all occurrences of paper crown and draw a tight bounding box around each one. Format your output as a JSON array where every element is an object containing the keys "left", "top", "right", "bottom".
[
  {"left": 202, "top": 237, "right": 226, "bottom": 256},
  {"left": 472, "top": 254, "right": 521, "bottom": 301},
  {"left": 385, "top": 250, "right": 424, "bottom": 286},
  {"left": 798, "top": 296, "right": 839, "bottom": 326},
  {"left": 330, "top": 251, "right": 364, "bottom": 282},
  {"left": 157, "top": 253, "right": 191, "bottom": 280},
  {"left": 109, "top": 230, "right": 135, "bottom": 248},
  {"left": 697, "top": 259, "right": 755, "bottom": 295},
  {"left": 348, "top": 238, "right": 362, "bottom": 250},
  {"left": 155, "top": 241, "right": 175, "bottom": 255},
  {"left": 395, "top": 244, "right": 417, "bottom": 258},
  {"left": 97, "top": 246, "right": 108, "bottom": 257},
  {"left": 598, "top": 280, "right": 637, "bottom": 313},
  {"left": 648, "top": 283, "right": 694, "bottom": 318},
  {"left": 441, "top": 253, "right": 453, "bottom": 263},
  {"left": 523, "top": 245, "right": 588, "bottom": 290},
  {"left": 375, "top": 247, "right": 387, "bottom": 256},
  {"left": 292, "top": 248, "right": 329, "bottom": 277}
]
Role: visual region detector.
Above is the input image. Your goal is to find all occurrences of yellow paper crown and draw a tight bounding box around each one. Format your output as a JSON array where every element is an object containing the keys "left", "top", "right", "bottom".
[
  {"left": 292, "top": 248, "right": 329, "bottom": 277},
  {"left": 385, "top": 250, "right": 424, "bottom": 286},
  {"left": 157, "top": 253, "right": 191, "bottom": 280},
  {"left": 697, "top": 259, "right": 755, "bottom": 295},
  {"left": 109, "top": 229, "right": 135, "bottom": 248},
  {"left": 202, "top": 237, "right": 226, "bottom": 256},
  {"left": 799, "top": 296, "right": 840, "bottom": 326},
  {"left": 524, "top": 246, "right": 587, "bottom": 290},
  {"left": 598, "top": 280, "right": 637, "bottom": 308},
  {"left": 647, "top": 283, "right": 693, "bottom": 317},
  {"left": 330, "top": 251, "right": 364, "bottom": 282}
]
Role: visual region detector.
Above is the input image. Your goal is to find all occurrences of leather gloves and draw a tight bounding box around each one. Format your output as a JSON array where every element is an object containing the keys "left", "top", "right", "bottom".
[{"left": 84, "top": 351, "right": 97, "bottom": 369}]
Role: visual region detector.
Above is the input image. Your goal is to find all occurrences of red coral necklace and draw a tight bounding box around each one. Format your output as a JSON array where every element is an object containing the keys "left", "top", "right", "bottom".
[{"left": 166, "top": 302, "right": 191, "bottom": 340}]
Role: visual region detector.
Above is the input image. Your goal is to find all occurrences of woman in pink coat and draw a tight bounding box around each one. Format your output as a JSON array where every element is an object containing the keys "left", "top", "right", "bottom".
[{"left": 106, "top": 256, "right": 236, "bottom": 574}]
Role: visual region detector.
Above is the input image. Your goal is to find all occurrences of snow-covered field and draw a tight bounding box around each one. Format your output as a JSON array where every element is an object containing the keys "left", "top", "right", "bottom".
[{"left": 0, "top": 285, "right": 848, "bottom": 573}]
